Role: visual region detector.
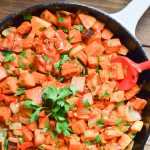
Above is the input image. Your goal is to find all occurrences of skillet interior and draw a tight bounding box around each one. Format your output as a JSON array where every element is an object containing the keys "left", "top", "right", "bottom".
[{"left": 0, "top": 1, "right": 150, "bottom": 149}]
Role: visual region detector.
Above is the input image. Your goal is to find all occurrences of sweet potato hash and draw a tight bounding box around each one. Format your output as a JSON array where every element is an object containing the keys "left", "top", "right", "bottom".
[{"left": 0, "top": 9, "right": 147, "bottom": 150}]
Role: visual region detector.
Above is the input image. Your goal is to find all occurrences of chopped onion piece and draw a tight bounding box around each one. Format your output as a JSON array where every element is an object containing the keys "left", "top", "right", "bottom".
[
  {"left": 9, "top": 122, "right": 22, "bottom": 130},
  {"left": 13, "top": 129, "right": 23, "bottom": 136},
  {"left": 10, "top": 102, "right": 19, "bottom": 114},
  {"left": 125, "top": 104, "right": 141, "bottom": 122},
  {"left": 19, "top": 116, "right": 30, "bottom": 125},
  {"left": 2, "top": 27, "right": 16, "bottom": 36}
]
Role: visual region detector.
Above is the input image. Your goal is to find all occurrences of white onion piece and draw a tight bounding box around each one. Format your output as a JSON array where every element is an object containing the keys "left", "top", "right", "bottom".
[
  {"left": 13, "top": 129, "right": 23, "bottom": 136},
  {"left": 9, "top": 122, "right": 22, "bottom": 130},
  {"left": 2, "top": 27, "right": 16, "bottom": 37},
  {"left": 18, "top": 116, "right": 30, "bottom": 125},
  {"left": 10, "top": 102, "right": 19, "bottom": 114},
  {"left": 125, "top": 104, "right": 141, "bottom": 122}
]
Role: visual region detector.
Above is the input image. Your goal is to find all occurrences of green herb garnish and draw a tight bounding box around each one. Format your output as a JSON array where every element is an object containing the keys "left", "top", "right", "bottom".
[
  {"left": 24, "top": 14, "right": 32, "bottom": 21},
  {"left": 75, "top": 25, "right": 84, "bottom": 32}
]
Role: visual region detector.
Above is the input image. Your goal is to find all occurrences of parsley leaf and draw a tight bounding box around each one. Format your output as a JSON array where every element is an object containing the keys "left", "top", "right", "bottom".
[
  {"left": 23, "top": 99, "right": 41, "bottom": 110},
  {"left": 54, "top": 54, "right": 70, "bottom": 70},
  {"left": 97, "top": 117, "right": 104, "bottom": 128},
  {"left": 61, "top": 27, "right": 68, "bottom": 33},
  {"left": 57, "top": 88, "right": 72, "bottom": 100},
  {"left": 14, "top": 87, "right": 25, "bottom": 96},
  {"left": 19, "top": 62, "right": 26, "bottom": 69},
  {"left": 24, "top": 14, "right": 32, "bottom": 20},
  {"left": 75, "top": 25, "right": 84, "bottom": 32},
  {"left": 18, "top": 137, "right": 24, "bottom": 144},
  {"left": 70, "top": 84, "right": 79, "bottom": 95},
  {"left": 58, "top": 17, "right": 64, "bottom": 23},
  {"left": 84, "top": 140, "right": 92, "bottom": 146},
  {"left": 30, "top": 107, "right": 41, "bottom": 122},
  {"left": 2, "top": 131, "right": 8, "bottom": 150},
  {"left": 117, "top": 101, "right": 123, "bottom": 107},
  {"left": 114, "top": 119, "right": 122, "bottom": 125},
  {"left": 82, "top": 68, "right": 87, "bottom": 75},
  {"left": 6, "top": 69, "right": 13, "bottom": 74},
  {"left": 130, "top": 133, "right": 136, "bottom": 139},
  {"left": 93, "top": 135, "right": 101, "bottom": 143},
  {"left": 19, "top": 49, "right": 26, "bottom": 58},
  {"left": 100, "top": 92, "right": 109, "bottom": 97},
  {"left": 42, "top": 54, "right": 52, "bottom": 63},
  {"left": 3, "top": 51, "right": 15, "bottom": 62},
  {"left": 42, "top": 122, "right": 50, "bottom": 133},
  {"left": 83, "top": 99, "right": 90, "bottom": 108},
  {"left": 56, "top": 120, "right": 71, "bottom": 137}
]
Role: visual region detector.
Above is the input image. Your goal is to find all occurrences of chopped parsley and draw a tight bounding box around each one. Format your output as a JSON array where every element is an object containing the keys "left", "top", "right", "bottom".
[
  {"left": 14, "top": 87, "right": 25, "bottom": 96},
  {"left": 75, "top": 25, "right": 84, "bottom": 32},
  {"left": 42, "top": 54, "right": 52, "bottom": 63},
  {"left": 61, "top": 27, "right": 68, "bottom": 33},
  {"left": 24, "top": 14, "right": 32, "bottom": 21},
  {"left": 100, "top": 92, "right": 110, "bottom": 97},
  {"left": 58, "top": 17, "right": 64, "bottom": 23},
  {"left": 19, "top": 49, "right": 26, "bottom": 58},
  {"left": 114, "top": 119, "right": 122, "bottom": 125},
  {"left": 130, "top": 133, "right": 136, "bottom": 139},
  {"left": 3, "top": 51, "right": 15, "bottom": 62},
  {"left": 97, "top": 117, "right": 104, "bottom": 128}
]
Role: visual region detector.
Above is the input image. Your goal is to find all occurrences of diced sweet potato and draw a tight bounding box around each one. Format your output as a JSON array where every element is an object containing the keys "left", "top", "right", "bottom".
[
  {"left": 131, "top": 98, "right": 147, "bottom": 111},
  {"left": 0, "top": 107, "right": 11, "bottom": 124},
  {"left": 0, "top": 66, "right": 8, "bottom": 81},
  {"left": 22, "top": 126, "right": 33, "bottom": 142},
  {"left": 31, "top": 16, "right": 51, "bottom": 35},
  {"left": 99, "top": 69, "right": 110, "bottom": 82},
  {"left": 103, "top": 38, "right": 121, "bottom": 54},
  {"left": 27, "top": 122, "right": 38, "bottom": 132},
  {"left": 87, "top": 32, "right": 101, "bottom": 45},
  {"left": 84, "top": 130, "right": 99, "bottom": 141},
  {"left": 59, "top": 146, "right": 68, "bottom": 150},
  {"left": 109, "top": 62, "right": 124, "bottom": 80},
  {"left": 118, "top": 45, "right": 129, "bottom": 55},
  {"left": 32, "top": 72, "right": 47, "bottom": 85},
  {"left": 8, "top": 137, "right": 19, "bottom": 150},
  {"left": 87, "top": 56, "right": 98, "bottom": 68},
  {"left": 34, "top": 129, "right": 45, "bottom": 146},
  {"left": 61, "top": 60, "right": 84, "bottom": 79},
  {"left": 104, "top": 143, "right": 121, "bottom": 150},
  {"left": 84, "top": 41, "right": 105, "bottom": 57},
  {"left": 18, "top": 71, "right": 35, "bottom": 88},
  {"left": 118, "top": 134, "right": 132, "bottom": 149},
  {"left": 17, "top": 21, "right": 32, "bottom": 35},
  {"left": 72, "top": 120, "right": 88, "bottom": 134},
  {"left": 101, "top": 28, "right": 113, "bottom": 40},
  {"left": 69, "top": 44, "right": 87, "bottom": 65},
  {"left": 0, "top": 77, "right": 18, "bottom": 94},
  {"left": 58, "top": 15, "right": 71, "bottom": 30},
  {"left": 99, "top": 81, "right": 116, "bottom": 99},
  {"left": 69, "top": 139, "right": 82, "bottom": 150},
  {"left": 82, "top": 93, "right": 93, "bottom": 105},
  {"left": 104, "top": 128, "right": 123, "bottom": 140},
  {"left": 38, "top": 116, "right": 49, "bottom": 129},
  {"left": 125, "top": 85, "right": 140, "bottom": 100},
  {"left": 40, "top": 10, "right": 57, "bottom": 25},
  {"left": 71, "top": 76, "right": 85, "bottom": 92},
  {"left": 110, "top": 91, "right": 125, "bottom": 102},
  {"left": 86, "top": 145, "right": 98, "bottom": 150},
  {"left": 25, "top": 86, "right": 42, "bottom": 105},
  {"left": 69, "top": 29, "right": 82, "bottom": 43},
  {"left": 78, "top": 14, "right": 96, "bottom": 29},
  {"left": 130, "top": 121, "right": 143, "bottom": 132},
  {"left": 99, "top": 56, "right": 111, "bottom": 70},
  {"left": 92, "top": 20, "right": 105, "bottom": 32}
]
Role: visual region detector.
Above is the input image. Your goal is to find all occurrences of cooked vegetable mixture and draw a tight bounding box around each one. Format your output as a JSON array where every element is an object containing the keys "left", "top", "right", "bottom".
[{"left": 0, "top": 10, "right": 147, "bottom": 150}]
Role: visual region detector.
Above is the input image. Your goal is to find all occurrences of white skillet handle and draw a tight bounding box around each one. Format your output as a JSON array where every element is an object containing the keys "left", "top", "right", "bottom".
[{"left": 110, "top": 0, "right": 150, "bottom": 36}]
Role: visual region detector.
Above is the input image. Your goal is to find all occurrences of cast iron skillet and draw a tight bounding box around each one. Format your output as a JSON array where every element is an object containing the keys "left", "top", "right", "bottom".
[{"left": 0, "top": 1, "right": 150, "bottom": 149}]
